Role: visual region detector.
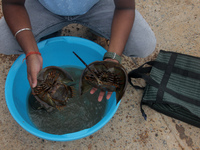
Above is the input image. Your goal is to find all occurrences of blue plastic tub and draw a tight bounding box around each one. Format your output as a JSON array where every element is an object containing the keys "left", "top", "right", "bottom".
[{"left": 5, "top": 36, "right": 120, "bottom": 141}]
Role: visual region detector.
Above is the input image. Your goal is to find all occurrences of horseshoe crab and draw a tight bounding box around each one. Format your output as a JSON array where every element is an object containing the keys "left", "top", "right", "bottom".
[
  {"left": 73, "top": 52, "right": 128, "bottom": 104},
  {"left": 30, "top": 66, "right": 75, "bottom": 112}
]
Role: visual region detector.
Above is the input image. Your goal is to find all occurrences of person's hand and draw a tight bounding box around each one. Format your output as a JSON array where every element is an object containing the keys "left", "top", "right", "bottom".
[
  {"left": 90, "top": 58, "right": 119, "bottom": 102},
  {"left": 26, "top": 54, "right": 43, "bottom": 88},
  {"left": 90, "top": 87, "right": 113, "bottom": 102}
]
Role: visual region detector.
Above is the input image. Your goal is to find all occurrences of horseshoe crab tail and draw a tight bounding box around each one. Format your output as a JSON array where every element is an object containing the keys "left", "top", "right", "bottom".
[{"left": 73, "top": 51, "right": 102, "bottom": 85}]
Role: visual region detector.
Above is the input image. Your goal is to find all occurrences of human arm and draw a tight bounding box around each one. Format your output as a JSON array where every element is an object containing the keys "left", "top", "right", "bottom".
[
  {"left": 90, "top": 0, "right": 135, "bottom": 102},
  {"left": 2, "top": 0, "right": 43, "bottom": 88},
  {"left": 108, "top": 0, "right": 135, "bottom": 55}
]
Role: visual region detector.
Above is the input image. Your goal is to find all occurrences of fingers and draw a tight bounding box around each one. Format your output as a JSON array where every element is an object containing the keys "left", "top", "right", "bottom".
[
  {"left": 31, "top": 72, "right": 38, "bottom": 88},
  {"left": 106, "top": 91, "right": 112, "bottom": 100},
  {"left": 90, "top": 87, "right": 113, "bottom": 102},
  {"left": 28, "top": 74, "right": 32, "bottom": 88},
  {"left": 90, "top": 87, "right": 98, "bottom": 94},
  {"left": 26, "top": 54, "right": 43, "bottom": 88},
  {"left": 90, "top": 88, "right": 105, "bottom": 102},
  {"left": 28, "top": 72, "right": 37, "bottom": 88},
  {"left": 98, "top": 91, "right": 105, "bottom": 102}
]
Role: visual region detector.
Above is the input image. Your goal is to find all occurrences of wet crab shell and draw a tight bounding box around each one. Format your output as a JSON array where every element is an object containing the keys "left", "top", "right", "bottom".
[
  {"left": 79, "top": 61, "right": 128, "bottom": 104},
  {"left": 31, "top": 66, "right": 74, "bottom": 112},
  {"left": 37, "top": 66, "right": 74, "bottom": 85}
]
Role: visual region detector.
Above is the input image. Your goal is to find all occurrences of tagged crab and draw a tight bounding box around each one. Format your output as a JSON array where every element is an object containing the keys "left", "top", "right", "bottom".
[
  {"left": 30, "top": 66, "right": 75, "bottom": 112},
  {"left": 73, "top": 52, "right": 128, "bottom": 104}
]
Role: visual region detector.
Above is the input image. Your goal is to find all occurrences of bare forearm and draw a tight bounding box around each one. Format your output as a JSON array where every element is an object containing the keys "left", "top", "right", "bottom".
[
  {"left": 109, "top": 0, "right": 135, "bottom": 56},
  {"left": 2, "top": 0, "right": 39, "bottom": 54}
]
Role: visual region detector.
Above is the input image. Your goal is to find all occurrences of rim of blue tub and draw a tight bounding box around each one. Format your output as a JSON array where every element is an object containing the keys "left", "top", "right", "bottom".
[{"left": 5, "top": 36, "right": 121, "bottom": 141}]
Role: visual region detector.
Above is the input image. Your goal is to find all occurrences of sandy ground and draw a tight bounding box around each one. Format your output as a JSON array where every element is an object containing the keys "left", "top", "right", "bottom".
[{"left": 0, "top": 0, "right": 200, "bottom": 150}]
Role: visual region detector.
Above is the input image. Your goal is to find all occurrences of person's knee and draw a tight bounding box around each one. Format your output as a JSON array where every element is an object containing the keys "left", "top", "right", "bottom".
[
  {"left": 0, "top": 18, "right": 23, "bottom": 55},
  {"left": 123, "top": 29, "right": 157, "bottom": 58},
  {"left": 123, "top": 9, "right": 157, "bottom": 58},
  {"left": 0, "top": 33, "right": 23, "bottom": 55},
  {"left": 139, "top": 32, "right": 157, "bottom": 58}
]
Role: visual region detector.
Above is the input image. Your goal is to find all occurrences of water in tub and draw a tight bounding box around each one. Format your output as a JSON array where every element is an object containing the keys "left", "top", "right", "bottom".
[{"left": 28, "top": 66, "right": 107, "bottom": 135}]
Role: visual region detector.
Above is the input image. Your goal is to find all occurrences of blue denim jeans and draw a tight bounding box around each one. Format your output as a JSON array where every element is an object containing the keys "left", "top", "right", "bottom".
[{"left": 0, "top": 0, "right": 156, "bottom": 57}]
